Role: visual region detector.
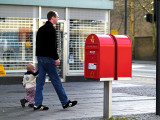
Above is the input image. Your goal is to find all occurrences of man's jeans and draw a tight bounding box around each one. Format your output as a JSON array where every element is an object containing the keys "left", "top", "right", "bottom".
[{"left": 35, "top": 56, "right": 68, "bottom": 106}]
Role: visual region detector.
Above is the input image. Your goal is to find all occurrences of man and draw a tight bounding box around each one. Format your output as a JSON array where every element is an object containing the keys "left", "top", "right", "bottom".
[{"left": 34, "top": 11, "right": 77, "bottom": 110}]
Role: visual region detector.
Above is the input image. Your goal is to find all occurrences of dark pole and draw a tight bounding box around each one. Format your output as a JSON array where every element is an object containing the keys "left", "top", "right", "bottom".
[
  {"left": 124, "top": 0, "right": 127, "bottom": 35},
  {"left": 156, "top": 0, "right": 160, "bottom": 115}
]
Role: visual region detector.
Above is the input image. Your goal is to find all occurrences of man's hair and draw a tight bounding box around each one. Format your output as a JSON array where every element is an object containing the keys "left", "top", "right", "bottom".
[{"left": 47, "top": 11, "right": 58, "bottom": 20}]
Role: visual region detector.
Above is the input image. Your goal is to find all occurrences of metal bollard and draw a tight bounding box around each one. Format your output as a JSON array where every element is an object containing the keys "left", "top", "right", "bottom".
[{"left": 103, "top": 81, "right": 112, "bottom": 119}]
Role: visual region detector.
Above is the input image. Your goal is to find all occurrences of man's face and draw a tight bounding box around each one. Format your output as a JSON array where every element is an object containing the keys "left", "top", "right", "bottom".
[{"left": 53, "top": 14, "right": 59, "bottom": 24}]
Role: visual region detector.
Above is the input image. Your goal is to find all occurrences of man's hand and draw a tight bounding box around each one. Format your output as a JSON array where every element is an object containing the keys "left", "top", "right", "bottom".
[{"left": 56, "top": 59, "right": 60, "bottom": 66}]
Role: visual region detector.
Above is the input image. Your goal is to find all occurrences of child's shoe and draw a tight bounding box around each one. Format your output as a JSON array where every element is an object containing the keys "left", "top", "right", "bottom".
[
  {"left": 20, "top": 99, "right": 28, "bottom": 108},
  {"left": 28, "top": 104, "right": 34, "bottom": 108}
]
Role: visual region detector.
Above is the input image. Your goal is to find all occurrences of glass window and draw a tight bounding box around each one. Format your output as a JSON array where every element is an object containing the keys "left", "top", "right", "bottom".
[
  {"left": 0, "top": 17, "right": 36, "bottom": 74},
  {"left": 69, "top": 20, "right": 108, "bottom": 72}
]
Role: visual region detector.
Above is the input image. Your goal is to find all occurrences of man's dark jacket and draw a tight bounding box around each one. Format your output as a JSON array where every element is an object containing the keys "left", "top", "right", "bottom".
[{"left": 36, "top": 21, "right": 59, "bottom": 60}]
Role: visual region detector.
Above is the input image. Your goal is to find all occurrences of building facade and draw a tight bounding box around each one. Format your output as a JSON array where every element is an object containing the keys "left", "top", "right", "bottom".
[{"left": 0, "top": 0, "right": 113, "bottom": 81}]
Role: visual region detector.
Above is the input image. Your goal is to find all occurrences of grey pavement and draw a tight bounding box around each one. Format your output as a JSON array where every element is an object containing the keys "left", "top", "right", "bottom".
[
  {"left": 0, "top": 76, "right": 158, "bottom": 120},
  {"left": 0, "top": 60, "right": 160, "bottom": 120}
]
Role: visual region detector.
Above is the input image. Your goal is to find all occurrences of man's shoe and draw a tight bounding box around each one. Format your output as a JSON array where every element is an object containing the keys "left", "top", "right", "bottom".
[
  {"left": 63, "top": 100, "right": 77, "bottom": 109},
  {"left": 33, "top": 105, "right": 49, "bottom": 111},
  {"left": 20, "top": 99, "right": 28, "bottom": 108},
  {"left": 28, "top": 104, "right": 34, "bottom": 108}
]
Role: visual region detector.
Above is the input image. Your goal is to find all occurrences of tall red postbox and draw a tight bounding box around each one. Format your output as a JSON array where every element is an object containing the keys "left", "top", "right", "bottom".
[
  {"left": 110, "top": 35, "right": 132, "bottom": 80},
  {"left": 84, "top": 34, "right": 115, "bottom": 81}
]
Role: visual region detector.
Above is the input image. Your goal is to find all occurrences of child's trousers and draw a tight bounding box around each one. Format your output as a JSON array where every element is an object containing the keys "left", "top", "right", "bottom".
[{"left": 25, "top": 87, "right": 35, "bottom": 104}]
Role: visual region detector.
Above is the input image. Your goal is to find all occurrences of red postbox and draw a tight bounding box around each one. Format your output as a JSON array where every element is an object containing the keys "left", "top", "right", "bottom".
[
  {"left": 84, "top": 34, "right": 115, "bottom": 81},
  {"left": 110, "top": 35, "right": 132, "bottom": 80}
]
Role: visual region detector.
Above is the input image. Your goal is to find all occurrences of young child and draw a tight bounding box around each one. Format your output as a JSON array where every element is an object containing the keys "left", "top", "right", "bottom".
[{"left": 20, "top": 64, "right": 38, "bottom": 108}]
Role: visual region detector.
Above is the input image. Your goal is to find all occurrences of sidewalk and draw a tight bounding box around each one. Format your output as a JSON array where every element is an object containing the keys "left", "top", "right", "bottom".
[{"left": 0, "top": 76, "right": 158, "bottom": 120}]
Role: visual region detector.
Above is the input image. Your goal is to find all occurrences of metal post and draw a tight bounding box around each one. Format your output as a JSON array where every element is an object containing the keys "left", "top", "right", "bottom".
[
  {"left": 156, "top": 0, "right": 160, "bottom": 115},
  {"left": 124, "top": 0, "right": 127, "bottom": 35},
  {"left": 103, "top": 81, "right": 112, "bottom": 119},
  {"left": 33, "top": 18, "right": 37, "bottom": 69}
]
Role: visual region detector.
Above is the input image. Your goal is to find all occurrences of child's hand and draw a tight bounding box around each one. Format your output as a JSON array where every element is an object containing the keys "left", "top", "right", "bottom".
[{"left": 56, "top": 59, "right": 60, "bottom": 66}]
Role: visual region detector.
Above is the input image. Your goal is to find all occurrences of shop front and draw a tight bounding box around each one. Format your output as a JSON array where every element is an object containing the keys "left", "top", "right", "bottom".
[{"left": 0, "top": 0, "right": 113, "bottom": 82}]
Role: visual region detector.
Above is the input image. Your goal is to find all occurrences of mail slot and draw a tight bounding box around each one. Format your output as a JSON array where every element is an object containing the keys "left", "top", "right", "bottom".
[
  {"left": 84, "top": 34, "right": 115, "bottom": 80},
  {"left": 110, "top": 35, "right": 132, "bottom": 80}
]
